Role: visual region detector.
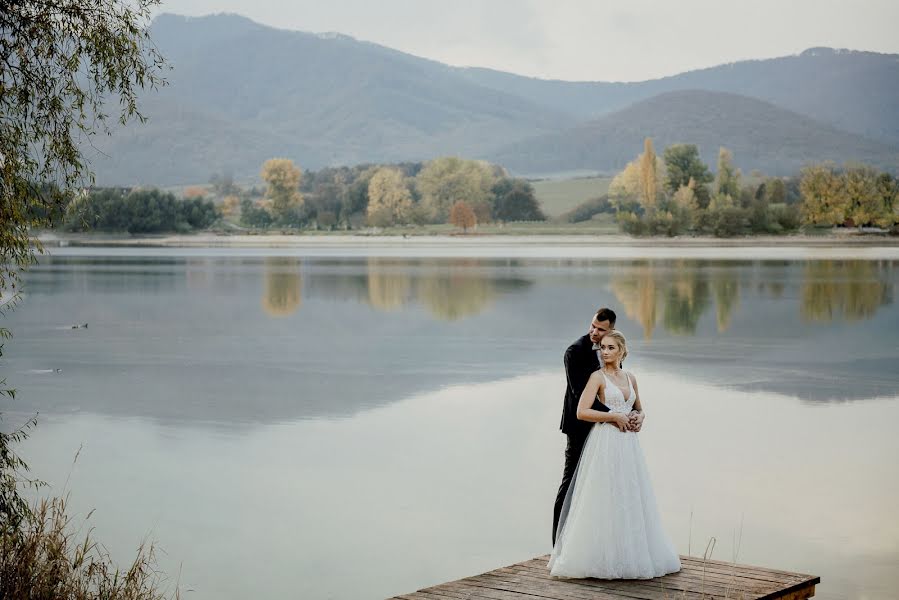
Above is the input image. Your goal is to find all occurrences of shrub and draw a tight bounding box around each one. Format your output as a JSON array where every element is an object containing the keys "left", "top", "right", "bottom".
[{"left": 564, "top": 195, "right": 614, "bottom": 223}]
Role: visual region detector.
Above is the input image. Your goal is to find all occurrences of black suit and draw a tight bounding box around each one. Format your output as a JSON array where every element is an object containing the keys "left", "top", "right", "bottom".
[{"left": 552, "top": 334, "right": 610, "bottom": 545}]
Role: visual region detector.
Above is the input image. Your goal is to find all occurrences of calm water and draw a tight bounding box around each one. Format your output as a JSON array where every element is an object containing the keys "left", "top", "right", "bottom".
[{"left": 2, "top": 249, "right": 898, "bottom": 599}]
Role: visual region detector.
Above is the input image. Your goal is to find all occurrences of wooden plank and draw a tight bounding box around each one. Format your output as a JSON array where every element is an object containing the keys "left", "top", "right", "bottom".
[
  {"left": 478, "top": 569, "right": 751, "bottom": 600},
  {"left": 526, "top": 555, "right": 814, "bottom": 586},
  {"left": 386, "top": 555, "right": 819, "bottom": 600},
  {"left": 511, "top": 560, "right": 794, "bottom": 593},
  {"left": 513, "top": 560, "right": 819, "bottom": 600}
]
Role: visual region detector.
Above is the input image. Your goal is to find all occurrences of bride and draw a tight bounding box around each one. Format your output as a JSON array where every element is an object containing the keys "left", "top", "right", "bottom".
[{"left": 548, "top": 330, "right": 681, "bottom": 579}]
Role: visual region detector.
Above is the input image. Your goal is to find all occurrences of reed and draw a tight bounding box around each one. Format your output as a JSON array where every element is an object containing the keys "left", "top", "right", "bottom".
[{"left": 0, "top": 494, "right": 178, "bottom": 600}]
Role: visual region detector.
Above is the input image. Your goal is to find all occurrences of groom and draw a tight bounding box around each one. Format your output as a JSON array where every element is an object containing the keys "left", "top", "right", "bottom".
[{"left": 552, "top": 307, "right": 644, "bottom": 545}]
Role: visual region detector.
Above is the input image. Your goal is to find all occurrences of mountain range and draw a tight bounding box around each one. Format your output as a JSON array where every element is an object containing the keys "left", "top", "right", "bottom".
[{"left": 87, "top": 13, "right": 899, "bottom": 185}]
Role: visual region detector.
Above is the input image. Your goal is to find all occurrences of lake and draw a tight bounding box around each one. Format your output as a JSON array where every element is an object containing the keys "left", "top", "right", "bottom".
[{"left": 2, "top": 246, "right": 897, "bottom": 600}]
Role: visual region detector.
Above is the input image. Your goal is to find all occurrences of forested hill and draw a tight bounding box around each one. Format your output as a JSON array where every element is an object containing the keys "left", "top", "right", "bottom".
[
  {"left": 489, "top": 90, "right": 899, "bottom": 176},
  {"left": 86, "top": 13, "right": 899, "bottom": 185}
]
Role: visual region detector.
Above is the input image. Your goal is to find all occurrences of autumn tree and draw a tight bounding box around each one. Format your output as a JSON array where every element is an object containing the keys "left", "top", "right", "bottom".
[
  {"left": 449, "top": 201, "right": 477, "bottom": 232},
  {"left": 609, "top": 145, "right": 666, "bottom": 213},
  {"left": 366, "top": 168, "right": 414, "bottom": 227},
  {"left": 663, "top": 144, "right": 713, "bottom": 208},
  {"left": 221, "top": 195, "right": 241, "bottom": 217},
  {"left": 842, "top": 165, "right": 890, "bottom": 228},
  {"left": 715, "top": 147, "right": 741, "bottom": 200},
  {"left": 800, "top": 164, "right": 846, "bottom": 226},
  {"left": 183, "top": 186, "right": 208, "bottom": 200},
  {"left": 608, "top": 160, "right": 642, "bottom": 211},
  {"left": 672, "top": 179, "right": 699, "bottom": 230},
  {"left": 415, "top": 157, "right": 497, "bottom": 223},
  {"left": 877, "top": 173, "right": 899, "bottom": 232},
  {"left": 261, "top": 158, "right": 304, "bottom": 223},
  {"left": 639, "top": 138, "right": 659, "bottom": 213}
]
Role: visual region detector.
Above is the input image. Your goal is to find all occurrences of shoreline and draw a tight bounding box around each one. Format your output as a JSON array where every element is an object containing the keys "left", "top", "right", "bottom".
[
  {"left": 34, "top": 232, "right": 899, "bottom": 260},
  {"left": 36, "top": 231, "right": 899, "bottom": 249}
]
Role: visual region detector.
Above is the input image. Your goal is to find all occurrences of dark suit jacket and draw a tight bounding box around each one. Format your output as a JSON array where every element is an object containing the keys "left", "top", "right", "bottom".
[{"left": 560, "top": 334, "right": 610, "bottom": 439}]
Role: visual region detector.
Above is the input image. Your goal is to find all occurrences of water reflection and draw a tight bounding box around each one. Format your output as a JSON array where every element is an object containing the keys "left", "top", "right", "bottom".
[
  {"left": 367, "top": 258, "right": 413, "bottom": 311},
  {"left": 319, "top": 258, "right": 532, "bottom": 321},
  {"left": 17, "top": 372, "right": 899, "bottom": 600},
  {"left": 801, "top": 260, "right": 893, "bottom": 322},
  {"left": 262, "top": 258, "right": 302, "bottom": 317},
  {"left": 7, "top": 254, "right": 899, "bottom": 422},
  {"left": 416, "top": 260, "right": 498, "bottom": 321},
  {"left": 611, "top": 259, "right": 893, "bottom": 339}
]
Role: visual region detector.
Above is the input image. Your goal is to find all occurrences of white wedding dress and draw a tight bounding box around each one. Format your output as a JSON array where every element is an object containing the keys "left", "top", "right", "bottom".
[{"left": 548, "top": 371, "right": 681, "bottom": 579}]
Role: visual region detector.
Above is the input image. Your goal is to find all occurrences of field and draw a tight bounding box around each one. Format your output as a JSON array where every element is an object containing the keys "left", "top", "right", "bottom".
[{"left": 531, "top": 176, "right": 613, "bottom": 219}]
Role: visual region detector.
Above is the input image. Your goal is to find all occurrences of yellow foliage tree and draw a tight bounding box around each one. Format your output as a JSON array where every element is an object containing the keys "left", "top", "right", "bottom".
[
  {"left": 415, "top": 157, "right": 497, "bottom": 222},
  {"left": 639, "top": 138, "right": 658, "bottom": 213},
  {"left": 366, "top": 168, "right": 414, "bottom": 227},
  {"left": 842, "top": 165, "right": 887, "bottom": 228},
  {"left": 800, "top": 164, "right": 845, "bottom": 226},
  {"left": 610, "top": 147, "right": 666, "bottom": 212},
  {"left": 715, "top": 147, "right": 741, "bottom": 200},
  {"left": 220, "top": 195, "right": 240, "bottom": 217},
  {"left": 449, "top": 200, "right": 477, "bottom": 232},
  {"left": 261, "top": 158, "right": 303, "bottom": 222}
]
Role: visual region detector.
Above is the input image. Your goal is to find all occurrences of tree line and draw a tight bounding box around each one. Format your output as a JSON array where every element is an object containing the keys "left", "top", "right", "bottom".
[
  {"left": 224, "top": 156, "right": 545, "bottom": 231},
  {"left": 573, "top": 139, "right": 898, "bottom": 237},
  {"left": 63, "top": 189, "right": 218, "bottom": 233}
]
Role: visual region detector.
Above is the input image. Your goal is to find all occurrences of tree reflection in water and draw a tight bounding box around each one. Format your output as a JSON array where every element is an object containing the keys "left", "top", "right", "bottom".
[
  {"left": 801, "top": 260, "right": 893, "bottom": 322},
  {"left": 262, "top": 257, "right": 302, "bottom": 317},
  {"left": 613, "top": 259, "right": 894, "bottom": 337},
  {"left": 416, "top": 259, "right": 497, "bottom": 321},
  {"left": 367, "top": 258, "right": 413, "bottom": 311}
]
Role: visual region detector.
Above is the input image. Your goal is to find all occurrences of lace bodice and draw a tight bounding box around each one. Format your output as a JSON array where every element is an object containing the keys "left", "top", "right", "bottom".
[{"left": 600, "top": 371, "right": 635, "bottom": 414}]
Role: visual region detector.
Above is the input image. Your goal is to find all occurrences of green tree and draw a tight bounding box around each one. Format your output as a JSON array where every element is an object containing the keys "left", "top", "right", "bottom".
[
  {"left": 715, "top": 147, "right": 741, "bottom": 200},
  {"left": 1, "top": 0, "right": 166, "bottom": 294},
  {"left": 766, "top": 178, "right": 787, "bottom": 205},
  {"left": 240, "top": 198, "right": 274, "bottom": 228},
  {"left": 491, "top": 178, "right": 545, "bottom": 222},
  {"left": 415, "top": 157, "right": 497, "bottom": 222},
  {"left": 366, "top": 168, "right": 414, "bottom": 227},
  {"left": 663, "top": 144, "right": 713, "bottom": 208},
  {"left": 345, "top": 166, "right": 378, "bottom": 226},
  {"left": 261, "top": 158, "right": 304, "bottom": 223}
]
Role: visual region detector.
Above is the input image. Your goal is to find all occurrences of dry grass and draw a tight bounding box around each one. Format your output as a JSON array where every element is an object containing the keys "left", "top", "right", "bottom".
[{"left": 0, "top": 495, "right": 178, "bottom": 600}]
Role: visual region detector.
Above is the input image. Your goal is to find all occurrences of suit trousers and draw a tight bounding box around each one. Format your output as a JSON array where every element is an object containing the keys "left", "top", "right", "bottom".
[{"left": 552, "top": 431, "right": 588, "bottom": 545}]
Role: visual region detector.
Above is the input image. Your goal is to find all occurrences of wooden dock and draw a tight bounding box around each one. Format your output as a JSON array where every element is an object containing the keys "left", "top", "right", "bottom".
[{"left": 388, "top": 555, "right": 819, "bottom": 600}]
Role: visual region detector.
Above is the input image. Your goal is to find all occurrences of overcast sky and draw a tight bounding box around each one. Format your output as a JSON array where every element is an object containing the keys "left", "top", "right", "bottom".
[{"left": 162, "top": 0, "right": 899, "bottom": 82}]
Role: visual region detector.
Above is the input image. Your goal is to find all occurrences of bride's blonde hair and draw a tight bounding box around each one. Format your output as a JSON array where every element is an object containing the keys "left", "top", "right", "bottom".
[{"left": 600, "top": 330, "right": 628, "bottom": 368}]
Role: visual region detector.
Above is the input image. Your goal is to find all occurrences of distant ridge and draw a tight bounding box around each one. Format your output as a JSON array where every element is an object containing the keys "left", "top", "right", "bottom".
[
  {"left": 489, "top": 90, "right": 899, "bottom": 176},
  {"left": 86, "top": 13, "right": 899, "bottom": 185}
]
